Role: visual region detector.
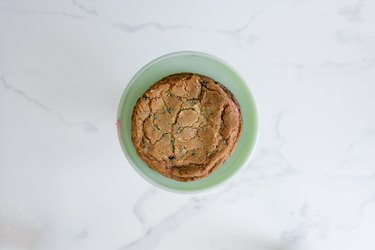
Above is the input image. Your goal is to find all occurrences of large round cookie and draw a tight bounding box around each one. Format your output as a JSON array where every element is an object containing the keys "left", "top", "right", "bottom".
[{"left": 131, "top": 73, "right": 242, "bottom": 182}]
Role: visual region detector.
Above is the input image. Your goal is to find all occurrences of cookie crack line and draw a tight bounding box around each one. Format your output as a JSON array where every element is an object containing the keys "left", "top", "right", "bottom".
[
  {"left": 168, "top": 91, "right": 182, "bottom": 156},
  {"left": 220, "top": 104, "right": 230, "bottom": 131},
  {"left": 151, "top": 133, "right": 169, "bottom": 146},
  {"left": 141, "top": 118, "right": 153, "bottom": 143},
  {"left": 131, "top": 73, "right": 242, "bottom": 182}
]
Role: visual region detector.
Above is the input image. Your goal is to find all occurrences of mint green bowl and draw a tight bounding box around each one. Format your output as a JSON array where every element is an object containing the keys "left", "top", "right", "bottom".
[{"left": 117, "top": 51, "right": 258, "bottom": 193}]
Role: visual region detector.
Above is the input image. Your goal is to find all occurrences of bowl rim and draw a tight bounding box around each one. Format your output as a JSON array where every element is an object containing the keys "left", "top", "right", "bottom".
[{"left": 117, "top": 51, "right": 259, "bottom": 194}]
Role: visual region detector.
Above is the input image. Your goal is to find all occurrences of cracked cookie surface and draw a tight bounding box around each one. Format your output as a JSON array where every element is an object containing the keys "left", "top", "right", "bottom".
[{"left": 131, "top": 73, "right": 242, "bottom": 182}]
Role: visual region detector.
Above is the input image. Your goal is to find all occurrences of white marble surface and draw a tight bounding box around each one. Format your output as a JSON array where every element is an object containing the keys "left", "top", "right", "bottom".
[{"left": 1, "top": 0, "right": 375, "bottom": 249}]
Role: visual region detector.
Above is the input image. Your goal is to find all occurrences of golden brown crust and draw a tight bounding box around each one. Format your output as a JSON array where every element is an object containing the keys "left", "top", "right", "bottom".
[{"left": 131, "top": 73, "right": 242, "bottom": 182}]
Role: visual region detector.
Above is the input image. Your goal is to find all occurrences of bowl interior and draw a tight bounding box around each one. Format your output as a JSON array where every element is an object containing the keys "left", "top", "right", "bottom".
[{"left": 117, "top": 51, "right": 258, "bottom": 193}]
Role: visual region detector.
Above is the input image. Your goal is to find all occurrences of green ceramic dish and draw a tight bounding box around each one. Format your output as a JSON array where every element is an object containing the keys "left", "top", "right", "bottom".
[{"left": 117, "top": 51, "right": 258, "bottom": 193}]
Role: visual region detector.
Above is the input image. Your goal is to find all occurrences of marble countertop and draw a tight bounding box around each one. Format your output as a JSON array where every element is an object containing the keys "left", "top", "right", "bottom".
[{"left": 1, "top": 0, "right": 375, "bottom": 249}]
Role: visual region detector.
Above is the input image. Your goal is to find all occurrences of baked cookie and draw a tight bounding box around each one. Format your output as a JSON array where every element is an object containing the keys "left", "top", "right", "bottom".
[{"left": 131, "top": 73, "right": 242, "bottom": 182}]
